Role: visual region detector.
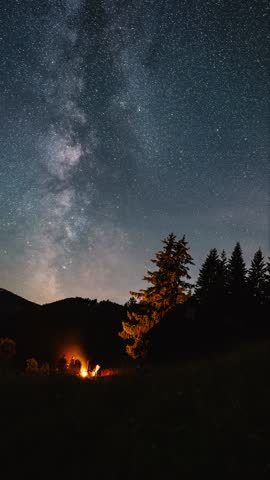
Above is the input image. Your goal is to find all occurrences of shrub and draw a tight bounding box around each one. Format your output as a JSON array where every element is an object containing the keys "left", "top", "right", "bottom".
[
  {"left": 26, "top": 358, "right": 39, "bottom": 374},
  {"left": 40, "top": 362, "right": 50, "bottom": 375},
  {"left": 0, "top": 338, "right": 16, "bottom": 373}
]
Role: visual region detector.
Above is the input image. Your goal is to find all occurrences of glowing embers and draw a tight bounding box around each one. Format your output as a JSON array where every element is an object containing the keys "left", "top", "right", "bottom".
[
  {"left": 79, "top": 364, "right": 100, "bottom": 378},
  {"left": 80, "top": 368, "right": 88, "bottom": 378}
]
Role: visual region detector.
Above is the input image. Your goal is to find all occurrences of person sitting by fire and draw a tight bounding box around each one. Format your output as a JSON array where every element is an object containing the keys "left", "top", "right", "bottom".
[
  {"left": 74, "top": 358, "right": 81, "bottom": 375},
  {"left": 57, "top": 355, "right": 67, "bottom": 374},
  {"left": 69, "top": 356, "right": 75, "bottom": 375}
]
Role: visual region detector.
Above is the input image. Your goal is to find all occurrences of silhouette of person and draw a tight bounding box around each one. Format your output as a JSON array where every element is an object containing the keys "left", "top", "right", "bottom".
[{"left": 57, "top": 355, "right": 67, "bottom": 374}]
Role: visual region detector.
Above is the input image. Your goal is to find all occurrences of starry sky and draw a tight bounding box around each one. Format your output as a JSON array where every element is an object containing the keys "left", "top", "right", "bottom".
[{"left": 0, "top": 0, "right": 269, "bottom": 304}]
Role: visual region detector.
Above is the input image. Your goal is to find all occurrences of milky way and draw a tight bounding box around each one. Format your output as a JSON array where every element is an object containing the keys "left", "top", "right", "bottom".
[{"left": 0, "top": 0, "right": 269, "bottom": 303}]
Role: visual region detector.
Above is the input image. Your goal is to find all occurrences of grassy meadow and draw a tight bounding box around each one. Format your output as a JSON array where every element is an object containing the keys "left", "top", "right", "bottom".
[{"left": 1, "top": 340, "right": 270, "bottom": 478}]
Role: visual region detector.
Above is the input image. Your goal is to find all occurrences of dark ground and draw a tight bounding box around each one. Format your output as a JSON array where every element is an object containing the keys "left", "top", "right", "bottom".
[{"left": 1, "top": 340, "right": 270, "bottom": 479}]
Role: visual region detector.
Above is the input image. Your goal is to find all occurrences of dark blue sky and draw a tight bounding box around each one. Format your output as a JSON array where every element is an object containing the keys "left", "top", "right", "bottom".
[{"left": 0, "top": 0, "right": 269, "bottom": 303}]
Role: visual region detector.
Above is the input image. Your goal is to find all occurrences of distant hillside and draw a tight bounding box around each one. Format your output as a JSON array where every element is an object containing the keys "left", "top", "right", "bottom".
[
  {"left": 41, "top": 297, "right": 127, "bottom": 365},
  {"left": 0, "top": 288, "right": 40, "bottom": 315},
  {"left": 0, "top": 289, "right": 128, "bottom": 366}
]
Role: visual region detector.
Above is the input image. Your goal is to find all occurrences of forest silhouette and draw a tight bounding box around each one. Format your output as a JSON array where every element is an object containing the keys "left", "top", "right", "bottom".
[{"left": 0, "top": 233, "right": 269, "bottom": 371}]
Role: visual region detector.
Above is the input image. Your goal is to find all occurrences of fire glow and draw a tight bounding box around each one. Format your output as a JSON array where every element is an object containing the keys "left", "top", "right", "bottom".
[
  {"left": 57, "top": 342, "right": 103, "bottom": 379},
  {"left": 80, "top": 368, "right": 88, "bottom": 378},
  {"left": 80, "top": 363, "right": 101, "bottom": 378},
  {"left": 90, "top": 364, "right": 100, "bottom": 377}
]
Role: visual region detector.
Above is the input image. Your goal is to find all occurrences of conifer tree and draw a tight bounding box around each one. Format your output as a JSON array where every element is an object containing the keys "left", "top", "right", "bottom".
[
  {"left": 195, "top": 248, "right": 220, "bottom": 305},
  {"left": 247, "top": 248, "right": 267, "bottom": 304},
  {"left": 219, "top": 249, "right": 228, "bottom": 281},
  {"left": 119, "top": 233, "right": 193, "bottom": 358},
  {"left": 216, "top": 250, "right": 229, "bottom": 301},
  {"left": 265, "top": 258, "right": 270, "bottom": 304},
  {"left": 227, "top": 242, "right": 247, "bottom": 303}
]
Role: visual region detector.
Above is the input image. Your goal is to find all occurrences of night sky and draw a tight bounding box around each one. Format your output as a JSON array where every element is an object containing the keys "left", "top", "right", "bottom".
[{"left": 0, "top": 0, "right": 269, "bottom": 304}]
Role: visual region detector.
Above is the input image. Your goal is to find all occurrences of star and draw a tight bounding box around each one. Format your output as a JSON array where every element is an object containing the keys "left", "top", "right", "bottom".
[{"left": 0, "top": 0, "right": 267, "bottom": 303}]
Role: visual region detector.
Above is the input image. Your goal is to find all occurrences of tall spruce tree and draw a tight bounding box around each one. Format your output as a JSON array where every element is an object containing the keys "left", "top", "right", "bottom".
[
  {"left": 119, "top": 233, "right": 193, "bottom": 358},
  {"left": 263, "top": 257, "right": 270, "bottom": 305},
  {"left": 216, "top": 250, "right": 229, "bottom": 298},
  {"left": 227, "top": 242, "right": 247, "bottom": 305},
  {"left": 195, "top": 248, "right": 221, "bottom": 305},
  {"left": 247, "top": 249, "right": 267, "bottom": 304}
]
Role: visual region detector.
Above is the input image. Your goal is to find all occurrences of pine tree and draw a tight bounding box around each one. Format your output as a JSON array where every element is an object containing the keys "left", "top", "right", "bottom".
[
  {"left": 227, "top": 242, "right": 247, "bottom": 304},
  {"left": 247, "top": 249, "right": 267, "bottom": 304},
  {"left": 119, "top": 233, "right": 194, "bottom": 358},
  {"left": 195, "top": 248, "right": 220, "bottom": 305},
  {"left": 216, "top": 250, "right": 229, "bottom": 300},
  {"left": 265, "top": 258, "right": 270, "bottom": 304},
  {"left": 265, "top": 257, "right": 270, "bottom": 302},
  {"left": 219, "top": 249, "right": 228, "bottom": 282}
]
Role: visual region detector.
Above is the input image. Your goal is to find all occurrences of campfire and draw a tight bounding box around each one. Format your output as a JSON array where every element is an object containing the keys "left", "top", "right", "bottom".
[
  {"left": 57, "top": 343, "right": 102, "bottom": 378},
  {"left": 89, "top": 364, "right": 101, "bottom": 377},
  {"left": 57, "top": 351, "right": 115, "bottom": 377},
  {"left": 80, "top": 363, "right": 101, "bottom": 378},
  {"left": 80, "top": 368, "right": 88, "bottom": 378}
]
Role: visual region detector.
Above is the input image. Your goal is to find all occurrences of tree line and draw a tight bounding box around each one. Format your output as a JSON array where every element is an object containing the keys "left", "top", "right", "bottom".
[
  {"left": 0, "top": 232, "right": 269, "bottom": 370},
  {"left": 120, "top": 233, "right": 270, "bottom": 359}
]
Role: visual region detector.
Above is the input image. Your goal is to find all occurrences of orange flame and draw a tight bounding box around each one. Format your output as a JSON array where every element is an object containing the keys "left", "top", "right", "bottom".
[
  {"left": 80, "top": 368, "right": 88, "bottom": 378},
  {"left": 91, "top": 364, "right": 101, "bottom": 377}
]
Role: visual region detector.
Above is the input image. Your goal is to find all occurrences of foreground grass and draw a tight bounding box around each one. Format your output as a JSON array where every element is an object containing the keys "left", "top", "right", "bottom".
[{"left": 1, "top": 340, "right": 270, "bottom": 478}]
